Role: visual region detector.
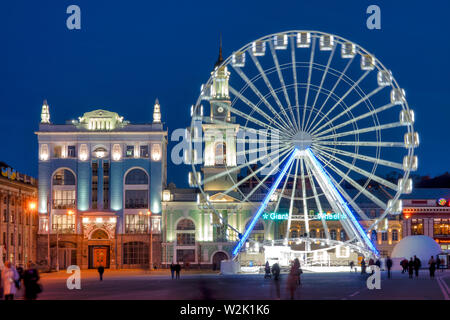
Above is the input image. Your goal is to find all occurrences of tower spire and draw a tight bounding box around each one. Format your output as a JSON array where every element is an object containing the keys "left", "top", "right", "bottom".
[
  {"left": 153, "top": 98, "right": 161, "bottom": 123},
  {"left": 41, "top": 99, "right": 50, "bottom": 123},
  {"left": 214, "top": 33, "right": 224, "bottom": 68}
]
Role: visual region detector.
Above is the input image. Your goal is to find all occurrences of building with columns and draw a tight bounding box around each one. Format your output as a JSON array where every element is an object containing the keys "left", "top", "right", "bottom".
[
  {"left": 36, "top": 100, "right": 167, "bottom": 269},
  {"left": 0, "top": 163, "right": 38, "bottom": 267}
]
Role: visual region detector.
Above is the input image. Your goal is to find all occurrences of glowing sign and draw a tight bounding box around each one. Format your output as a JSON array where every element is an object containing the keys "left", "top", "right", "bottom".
[
  {"left": 262, "top": 213, "right": 288, "bottom": 221},
  {"left": 437, "top": 198, "right": 448, "bottom": 206},
  {"left": 315, "top": 212, "right": 347, "bottom": 220}
]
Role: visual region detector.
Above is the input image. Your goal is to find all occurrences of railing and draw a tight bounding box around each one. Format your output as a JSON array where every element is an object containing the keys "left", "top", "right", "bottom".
[{"left": 52, "top": 199, "right": 76, "bottom": 209}]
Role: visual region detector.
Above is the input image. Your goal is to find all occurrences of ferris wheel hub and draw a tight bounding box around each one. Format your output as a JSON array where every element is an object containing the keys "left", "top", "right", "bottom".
[{"left": 292, "top": 131, "right": 313, "bottom": 151}]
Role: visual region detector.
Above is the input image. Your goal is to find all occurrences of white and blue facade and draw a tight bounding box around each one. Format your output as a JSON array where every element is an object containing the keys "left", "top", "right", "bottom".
[{"left": 36, "top": 102, "right": 167, "bottom": 269}]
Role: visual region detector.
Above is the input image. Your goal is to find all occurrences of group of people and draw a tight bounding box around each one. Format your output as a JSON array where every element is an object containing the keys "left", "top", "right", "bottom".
[
  {"left": 169, "top": 262, "right": 182, "bottom": 279},
  {"left": 400, "top": 255, "right": 442, "bottom": 278},
  {"left": 1, "top": 262, "right": 41, "bottom": 300},
  {"left": 264, "top": 259, "right": 303, "bottom": 300}
]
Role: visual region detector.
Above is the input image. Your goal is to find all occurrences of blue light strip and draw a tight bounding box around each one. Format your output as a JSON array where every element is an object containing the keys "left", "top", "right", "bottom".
[
  {"left": 232, "top": 148, "right": 298, "bottom": 258},
  {"left": 305, "top": 149, "right": 379, "bottom": 255}
]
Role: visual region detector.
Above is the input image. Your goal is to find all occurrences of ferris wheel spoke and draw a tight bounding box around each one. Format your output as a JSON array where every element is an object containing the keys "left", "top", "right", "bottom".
[
  {"left": 315, "top": 121, "right": 404, "bottom": 141},
  {"left": 248, "top": 54, "right": 295, "bottom": 129},
  {"left": 311, "top": 85, "right": 385, "bottom": 136},
  {"left": 290, "top": 36, "right": 300, "bottom": 130},
  {"left": 202, "top": 144, "right": 292, "bottom": 186},
  {"left": 305, "top": 57, "right": 355, "bottom": 133},
  {"left": 227, "top": 90, "right": 290, "bottom": 134},
  {"left": 285, "top": 158, "right": 300, "bottom": 243},
  {"left": 304, "top": 45, "right": 336, "bottom": 131},
  {"left": 302, "top": 37, "right": 317, "bottom": 131},
  {"left": 315, "top": 140, "right": 405, "bottom": 148},
  {"left": 303, "top": 157, "right": 330, "bottom": 239},
  {"left": 243, "top": 147, "right": 295, "bottom": 203},
  {"left": 268, "top": 41, "right": 299, "bottom": 131},
  {"left": 216, "top": 147, "right": 292, "bottom": 200},
  {"left": 314, "top": 152, "right": 387, "bottom": 209},
  {"left": 299, "top": 158, "right": 311, "bottom": 249},
  {"left": 308, "top": 69, "right": 371, "bottom": 134},
  {"left": 271, "top": 157, "right": 295, "bottom": 215},
  {"left": 313, "top": 102, "right": 397, "bottom": 137},
  {"left": 313, "top": 147, "right": 399, "bottom": 191},
  {"left": 312, "top": 145, "right": 403, "bottom": 170},
  {"left": 231, "top": 67, "right": 291, "bottom": 130}
]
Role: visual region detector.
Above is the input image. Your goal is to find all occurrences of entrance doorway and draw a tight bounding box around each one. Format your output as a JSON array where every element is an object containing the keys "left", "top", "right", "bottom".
[
  {"left": 89, "top": 246, "right": 110, "bottom": 269},
  {"left": 212, "top": 251, "right": 228, "bottom": 270}
]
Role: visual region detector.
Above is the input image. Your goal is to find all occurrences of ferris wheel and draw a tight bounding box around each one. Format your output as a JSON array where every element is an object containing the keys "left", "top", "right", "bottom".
[{"left": 189, "top": 30, "right": 418, "bottom": 260}]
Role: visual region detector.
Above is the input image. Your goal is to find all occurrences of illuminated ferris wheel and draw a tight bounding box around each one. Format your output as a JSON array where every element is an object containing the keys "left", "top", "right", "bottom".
[{"left": 189, "top": 30, "right": 418, "bottom": 260}]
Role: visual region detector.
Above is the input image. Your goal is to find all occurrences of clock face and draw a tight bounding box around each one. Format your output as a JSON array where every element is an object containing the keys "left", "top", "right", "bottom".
[{"left": 217, "top": 106, "right": 224, "bottom": 113}]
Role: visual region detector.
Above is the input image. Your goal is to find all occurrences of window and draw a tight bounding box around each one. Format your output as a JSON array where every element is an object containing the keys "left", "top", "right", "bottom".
[
  {"left": 371, "top": 230, "right": 378, "bottom": 241},
  {"left": 310, "top": 229, "right": 317, "bottom": 238},
  {"left": 3, "top": 209, "right": 7, "bottom": 222},
  {"left": 53, "top": 169, "right": 76, "bottom": 186},
  {"left": 10, "top": 233, "right": 14, "bottom": 246},
  {"left": 434, "top": 219, "right": 450, "bottom": 236},
  {"left": 123, "top": 242, "right": 148, "bottom": 265},
  {"left": 125, "top": 169, "right": 148, "bottom": 185},
  {"left": 67, "top": 145, "right": 76, "bottom": 158},
  {"left": 330, "top": 229, "right": 337, "bottom": 240},
  {"left": 52, "top": 214, "right": 75, "bottom": 233},
  {"left": 125, "top": 214, "right": 149, "bottom": 234},
  {"left": 411, "top": 219, "right": 424, "bottom": 235},
  {"left": 140, "top": 145, "right": 149, "bottom": 158},
  {"left": 92, "top": 162, "right": 98, "bottom": 209},
  {"left": 126, "top": 145, "right": 134, "bottom": 158},
  {"left": 103, "top": 161, "right": 109, "bottom": 209},
  {"left": 125, "top": 190, "right": 148, "bottom": 209},
  {"left": 177, "top": 233, "right": 196, "bottom": 245},
  {"left": 54, "top": 145, "right": 62, "bottom": 158},
  {"left": 177, "top": 219, "right": 195, "bottom": 230},
  {"left": 2, "top": 232, "right": 5, "bottom": 245},
  {"left": 18, "top": 234, "right": 21, "bottom": 246},
  {"left": 319, "top": 230, "right": 325, "bottom": 238},
  {"left": 381, "top": 232, "right": 388, "bottom": 241},
  {"left": 392, "top": 229, "right": 399, "bottom": 241},
  {"left": 290, "top": 229, "right": 298, "bottom": 238},
  {"left": 215, "top": 143, "right": 226, "bottom": 165},
  {"left": 340, "top": 230, "right": 346, "bottom": 241},
  {"left": 176, "top": 249, "right": 195, "bottom": 263},
  {"left": 53, "top": 190, "right": 76, "bottom": 209},
  {"left": 246, "top": 220, "right": 264, "bottom": 242}
]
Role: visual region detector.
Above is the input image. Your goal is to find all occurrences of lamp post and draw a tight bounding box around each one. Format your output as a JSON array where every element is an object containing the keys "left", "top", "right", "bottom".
[
  {"left": 147, "top": 210, "right": 153, "bottom": 270},
  {"left": 28, "top": 202, "right": 36, "bottom": 265}
]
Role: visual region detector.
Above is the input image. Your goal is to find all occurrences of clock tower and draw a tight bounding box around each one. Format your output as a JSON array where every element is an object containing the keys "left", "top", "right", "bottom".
[{"left": 202, "top": 41, "right": 239, "bottom": 191}]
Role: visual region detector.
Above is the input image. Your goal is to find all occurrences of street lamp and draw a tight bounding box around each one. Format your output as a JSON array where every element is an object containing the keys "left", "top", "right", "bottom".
[
  {"left": 147, "top": 210, "right": 153, "bottom": 270},
  {"left": 28, "top": 202, "right": 37, "bottom": 265}
]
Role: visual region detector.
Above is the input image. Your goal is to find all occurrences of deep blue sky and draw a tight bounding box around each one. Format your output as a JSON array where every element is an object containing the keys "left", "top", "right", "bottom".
[{"left": 0, "top": 0, "right": 448, "bottom": 187}]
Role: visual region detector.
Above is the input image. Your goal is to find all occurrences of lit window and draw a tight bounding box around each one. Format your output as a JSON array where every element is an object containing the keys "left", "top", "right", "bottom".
[
  {"left": 140, "top": 145, "right": 149, "bottom": 158},
  {"left": 126, "top": 145, "right": 134, "bottom": 158}
]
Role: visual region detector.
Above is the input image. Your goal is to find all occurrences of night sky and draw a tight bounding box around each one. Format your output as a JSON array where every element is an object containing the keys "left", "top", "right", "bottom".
[{"left": 1, "top": 0, "right": 449, "bottom": 187}]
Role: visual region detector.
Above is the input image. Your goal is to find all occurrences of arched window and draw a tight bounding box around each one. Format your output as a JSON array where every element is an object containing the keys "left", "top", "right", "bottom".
[
  {"left": 123, "top": 241, "right": 149, "bottom": 265},
  {"left": 124, "top": 168, "right": 149, "bottom": 209},
  {"left": 340, "top": 230, "right": 346, "bottom": 241},
  {"left": 125, "top": 169, "right": 148, "bottom": 185},
  {"left": 53, "top": 169, "right": 75, "bottom": 185},
  {"left": 330, "top": 229, "right": 337, "bottom": 240},
  {"left": 215, "top": 142, "right": 226, "bottom": 165},
  {"left": 319, "top": 230, "right": 325, "bottom": 238},
  {"left": 52, "top": 169, "right": 76, "bottom": 209},
  {"left": 371, "top": 230, "right": 378, "bottom": 242},
  {"left": 176, "top": 219, "right": 196, "bottom": 246},
  {"left": 392, "top": 229, "right": 398, "bottom": 241}
]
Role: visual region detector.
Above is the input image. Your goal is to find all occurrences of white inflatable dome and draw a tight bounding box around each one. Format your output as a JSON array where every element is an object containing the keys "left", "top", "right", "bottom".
[{"left": 391, "top": 235, "right": 442, "bottom": 264}]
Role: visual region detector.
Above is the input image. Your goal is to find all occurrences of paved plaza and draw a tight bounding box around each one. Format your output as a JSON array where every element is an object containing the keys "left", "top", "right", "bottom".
[{"left": 14, "top": 269, "right": 449, "bottom": 300}]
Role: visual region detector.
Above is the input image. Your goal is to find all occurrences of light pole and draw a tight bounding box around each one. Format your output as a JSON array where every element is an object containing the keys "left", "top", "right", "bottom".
[
  {"left": 28, "top": 201, "right": 37, "bottom": 265},
  {"left": 147, "top": 210, "right": 153, "bottom": 270}
]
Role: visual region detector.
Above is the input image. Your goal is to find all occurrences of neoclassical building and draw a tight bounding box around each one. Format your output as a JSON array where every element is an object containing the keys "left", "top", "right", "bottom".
[{"left": 36, "top": 100, "right": 167, "bottom": 269}]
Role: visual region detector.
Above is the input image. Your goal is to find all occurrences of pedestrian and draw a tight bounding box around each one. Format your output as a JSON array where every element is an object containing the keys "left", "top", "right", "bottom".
[
  {"left": 413, "top": 255, "right": 421, "bottom": 278},
  {"left": 401, "top": 259, "right": 408, "bottom": 274},
  {"left": 360, "top": 258, "right": 366, "bottom": 274},
  {"left": 375, "top": 259, "right": 381, "bottom": 269},
  {"left": 23, "top": 263, "right": 41, "bottom": 300},
  {"left": 271, "top": 263, "right": 281, "bottom": 300},
  {"left": 436, "top": 255, "right": 442, "bottom": 272},
  {"left": 170, "top": 262, "right": 175, "bottom": 279},
  {"left": 175, "top": 262, "right": 181, "bottom": 279},
  {"left": 264, "top": 261, "right": 271, "bottom": 279},
  {"left": 287, "top": 260, "right": 301, "bottom": 300},
  {"left": 368, "top": 258, "right": 375, "bottom": 274},
  {"left": 1, "top": 262, "right": 19, "bottom": 300},
  {"left": 428, "top": 256, "right": 436, "bottom": 278},
  {"left": 408, "top": 258, "right": 414, "bottom": 279},
  {"left": 97, "top": 266, "right": 105, "bottom": 281},
  {"left": 349, "top": 261, "right": 354, "bottom": 272},
  {"left": 386, "top": 256, "right": 393, "bottom": 279}
]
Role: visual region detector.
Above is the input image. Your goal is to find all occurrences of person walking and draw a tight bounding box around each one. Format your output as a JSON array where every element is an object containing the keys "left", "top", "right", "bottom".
[
  {"left": 1, "top": 262, "right": 19, "bottom": 300},
  {"left": 428, "top": 256, "right": 436, "bottom": 278},
  {"left": 436, "top": 255, "right": 442, "bottom": 272},
  {"left": 408, "top": 258, "right": 414, "bottom": 279},
  {"left": 360, "top": 258, "right": 366, "bottom": 274},
  {"left": 287, "top": 258, "right": 302, "bottom": 300},
  {"left": 271, "top": 263, "right": 281, "bottom": 300},
  {"left": 264, "top": 261, "right": 271, "bottom": 279},
  {"left": 175, "top": 262, "right": 181, "bottom": 279},
  {"left": 170, "top": 263, "right": 175, "bottom": 279},
  {"left": 22, "top": 263, "right": 41, "bottom": 300},
  {"left": 349, "top": 261, "right": 354, "bottom": 272},
  {"left": 401, "top": 259, "right": 408, "bottom": 274},
  {"left": 386, "top": 256, "right": 393, "bottom": 279},
  {"left": 413, "top": 255, "right": 421, "bottom": 278},
  {"left": 97, "top": 266, "right": 105, "bottom": 281}
]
